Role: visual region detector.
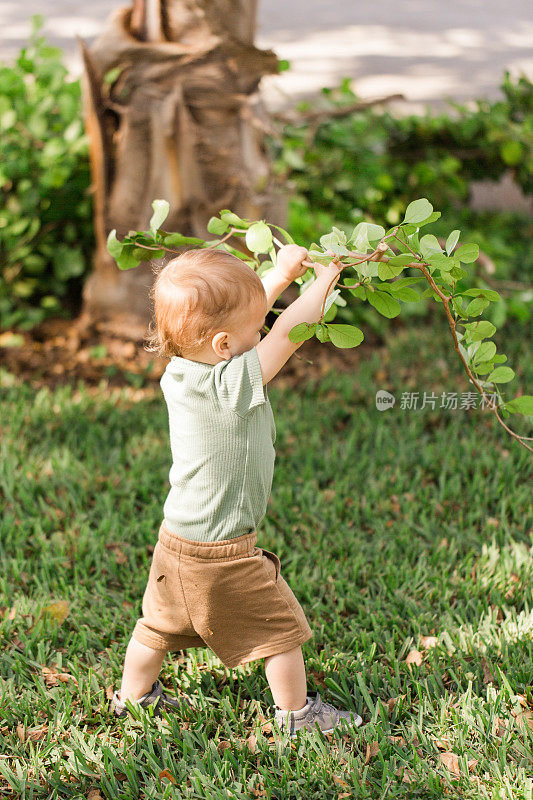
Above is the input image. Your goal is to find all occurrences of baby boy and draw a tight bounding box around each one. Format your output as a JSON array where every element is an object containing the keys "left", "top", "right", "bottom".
[{"left": 111, "top": 244, "right": 363, "bottom": 736}]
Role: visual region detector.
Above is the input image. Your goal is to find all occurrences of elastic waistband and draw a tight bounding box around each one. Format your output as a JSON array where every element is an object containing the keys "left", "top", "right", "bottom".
[{"left": 157, "top": 521, "right": 258, "bottom": 560}]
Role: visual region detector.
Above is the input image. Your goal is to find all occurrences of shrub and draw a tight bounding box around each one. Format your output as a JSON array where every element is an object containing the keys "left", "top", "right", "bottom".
[
  {"left": 0, "top": 16, "right": 93, "bottom": 331},
  {"left": 270, "top": 72, "right": 533, "bottom": 227}
]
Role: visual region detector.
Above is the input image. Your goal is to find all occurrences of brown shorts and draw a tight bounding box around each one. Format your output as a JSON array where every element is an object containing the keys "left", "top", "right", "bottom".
[{"left": 131, "top": 522, "right": 313, "bottom": 669}]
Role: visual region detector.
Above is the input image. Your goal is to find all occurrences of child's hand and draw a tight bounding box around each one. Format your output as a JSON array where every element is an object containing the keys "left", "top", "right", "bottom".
[
  {"left": 276, "top": 244, "right": 309, "bottom": 283},
  {"left": 312, "top": 257, "right": 344, "bottom": 283}
]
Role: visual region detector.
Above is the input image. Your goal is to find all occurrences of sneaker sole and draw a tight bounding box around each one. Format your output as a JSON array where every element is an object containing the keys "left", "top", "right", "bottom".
[{"left": 282, "top": 717, "right": 363, "bottom": 737}]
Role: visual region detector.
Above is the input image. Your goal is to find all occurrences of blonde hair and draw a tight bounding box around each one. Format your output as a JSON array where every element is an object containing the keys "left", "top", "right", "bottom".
[{"left": 145, "top": 249, "right": 266, "bottom": 359}]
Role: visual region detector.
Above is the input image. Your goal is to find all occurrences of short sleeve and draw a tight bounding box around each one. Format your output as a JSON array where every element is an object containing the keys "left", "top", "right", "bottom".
[{"left": 212, "top": 346, "right": 266, "bottom": 417}]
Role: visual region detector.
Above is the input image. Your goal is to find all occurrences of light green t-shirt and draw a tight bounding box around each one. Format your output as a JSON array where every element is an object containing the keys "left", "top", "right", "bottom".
[{"left": 160, "top": 346, "right": 276, "bottom": 542}]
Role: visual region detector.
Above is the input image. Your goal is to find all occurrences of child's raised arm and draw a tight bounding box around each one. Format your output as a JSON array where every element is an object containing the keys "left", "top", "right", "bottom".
[{"left": 256, "top": 252, "right": 343, "bottom": 385}]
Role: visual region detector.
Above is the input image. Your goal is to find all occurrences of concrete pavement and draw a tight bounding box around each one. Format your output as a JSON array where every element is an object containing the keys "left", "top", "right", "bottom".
[{"left": 0, "top": 0, "right": 531, "bottom": 113}]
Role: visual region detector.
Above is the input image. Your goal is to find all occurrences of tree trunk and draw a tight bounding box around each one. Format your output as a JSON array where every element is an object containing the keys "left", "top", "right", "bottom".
[{"left": 79, "top": 0, "right": 285, "bottom": 338}]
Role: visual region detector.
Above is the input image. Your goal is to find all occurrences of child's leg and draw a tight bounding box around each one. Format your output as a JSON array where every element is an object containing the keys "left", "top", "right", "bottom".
[
  {"left": 119, "top": 636, "right": 167, "bottom": 702},
  {"left": 264, "top": 645, "right": 308, "bottom": 712}
]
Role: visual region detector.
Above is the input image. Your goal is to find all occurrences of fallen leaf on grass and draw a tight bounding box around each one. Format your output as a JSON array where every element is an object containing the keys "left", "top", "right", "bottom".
[
  {"left": 333, "top": 775, "right": 350, "bottom": 788},
  {"left": 247, "top": 734, "right": 257, "bottom": 753},
  {"left": 364, "top": 741, "right": 379, "bottom": 764},
  {"left": 493, "top": 717, "right": 508, "bottom": 737},
  {"left": 42, "top": 600, "right": 69, "bottom": 625},
  {"left": 16, "top": 724, "right": 25, "bottom": 743},
  {"left": 388, "top": 735, "right": 406, "bottom": 746},
  {"left": 439, "top": 752, "right": 460, "bottom": 777},
  {"left": 41, "top": 665, "right": 78, "bottom": 687},
  {"left": 87, "top": 789, "right": 104, "bottom": 800},
  {"left": 106, "top": 544, "right": 127, "bottom": 565},
  {"left": 405, "top": 649, "right": 423, "bottom": 667},
  {"left": 158, "top": 770, "right": 176, "bottom": 784},
  {"left": 513, "top": 710, "right": 533, "bottom": 731},
  {"left": 439, "top": 752, "right": 478, "bottom": 777},
  {"left": 217, "top": 740, "right": 231, "bottom": 754},
  {"left": 420, "top": 636, "right": 438, "bottom": 649},
  {"left": 26, "top": 725, "right": 48, "bottom": 742},
  {"left": 395, "top": 766, "right": 415, "bottom": 784},
  {"left": 481, "top": 658, "right": 495, "bottom": 684},
  {"left": 106, "top": 685, "right": 114, "bottom": 701},
  {"left": 433, "top": 737, "right": 451, "bottom": 750},
  {"left": 386, "top": 696, "right": 403, "bottom": 716}
]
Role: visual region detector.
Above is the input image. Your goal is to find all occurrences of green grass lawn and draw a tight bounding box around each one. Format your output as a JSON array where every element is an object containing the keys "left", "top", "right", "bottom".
[{"left": 1, "top": 317, "right": 532, "bottom": 799}]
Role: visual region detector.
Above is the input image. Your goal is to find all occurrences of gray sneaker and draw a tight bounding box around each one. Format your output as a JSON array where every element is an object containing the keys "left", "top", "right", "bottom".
[
  {"left": 111, "top": 680, "right": 194, "bottom": 719},
  {"left": 273, "top": 691, "right": 363, "bottom": 736}
]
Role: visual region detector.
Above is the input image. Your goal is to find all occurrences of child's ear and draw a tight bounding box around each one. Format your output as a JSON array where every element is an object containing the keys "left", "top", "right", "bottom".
[{"left": 212, "top": 331, "right": 231, "bottom": 360}]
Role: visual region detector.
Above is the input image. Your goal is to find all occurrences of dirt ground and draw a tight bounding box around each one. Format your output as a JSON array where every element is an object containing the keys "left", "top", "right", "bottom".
[{"left": 0, "top": 313, "right": 387, "bottom": 395}]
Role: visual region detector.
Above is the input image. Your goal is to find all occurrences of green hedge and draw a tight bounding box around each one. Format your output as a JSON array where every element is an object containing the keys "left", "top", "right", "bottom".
[
  {"left": 270, "top": 72, "right": 532, "bottom": 227},
  {"left": 0, "top": 16, "right": 93, "bottom": 331}
]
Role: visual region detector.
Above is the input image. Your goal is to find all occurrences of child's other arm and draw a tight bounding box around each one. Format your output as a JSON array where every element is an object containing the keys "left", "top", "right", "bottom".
[
  {"left": 261, "top": 270, "right": 291, "bottom": 314},
  {"left": 256, "top": 253, "right": 343, "bottom": 385}
]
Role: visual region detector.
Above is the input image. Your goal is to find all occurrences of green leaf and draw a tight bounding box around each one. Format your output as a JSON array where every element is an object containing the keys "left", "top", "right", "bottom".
[
  {"left": 455, "top": 243, "right": 479, "bottom": 263},
  {"left": 452, "top": 297, "right": 469, "bottom": 317},
  {"left": 378, "top": 260, "right": 405, "bottom": 280},
  {"left": 382, "top": 286, "right": 420, "bottom": 302},
  {"left": 269, "top": 223, "right": 296, "bottom": 245},
  {"left": 386, "top": 277, "right": 425, "bottom": 288},
  {"left": 449, "top": 266, "right": 467, "bottom": 280},
  {"left": 503, "top": 395, "right": 533, "bottom": 415},
  {"left": 288, "top": 322, "right": 317, "bottom": 343},
  {"left": 107, "top": 229, "right": 122, "bottom": 260},
  {"left": 149, "top": 199, "right": 170, "bottom": 234},
  {"left": 474, "top": 361, "right": 497, "bottom": 375},
  {"left": 403, "top": 198, "right": 433, "bottom": 224},
  {"left": 463, "top": 320, "right": 496, "bottom": 341},
  {"left": 320, "top": 231, "right": 350, "bottom": 255},
  {"left": 465, "top": 297, "right": 490, "bottom": 317},
  {"left": 245, "top": 221, "right": 273, "bottom": 254},
  {"left": 323, "top": 289, "right": 341, "bottom": 315},
  {"left": 486, "top": 366, "right": 515, "bottom": 384},
  {"left": 220, "top": 209, "right": 249, "bottom": 228},
  {"left": 367, "top": 290, "right": 401, "bottom": 318},
  {"left": 325, "top": 324, "right": 364, "bottom": 348},
  {"left": 347, "top": 285, "right": 366, "bottom": 300},
  {"left": 420, "top": 234, "right": 442, "bottom": 260},
  {"left": 460, "top": 287, "right": 500, "bottom": 302},
  {"left": 427, "top": 253, "right": 455, "bottom": 271},
  {"left": 417, "top": 211, "right": 441, "bottom": 227},
  {"left": 388, "top": 254, "right": 414, "bottom": 267},
  {"left": 116, "top": 245, "right": 140, "bottom": 270},
  {"left": 348, "top": 222, "right": 383, "bottom": 252},
  {"left": 207, "top": 217, "right": 229, "bottom": 235},
  {"left": 308, "top": 250, "right": 334, "bottom": 267},
  {"left": 472, "top": 341, "right": 496, "bottom": 364},
  {"left": 162, "top": 233, "right": 205, "bottom": 247},
  {"left": 445, "top": 230, "right": 460, "bottom": 255},
  {"left": 315, "top": 323, "right": 330, "bottom": 343},
  {"left": 331, "top": 226, "right": 348, "bottom": 244}
]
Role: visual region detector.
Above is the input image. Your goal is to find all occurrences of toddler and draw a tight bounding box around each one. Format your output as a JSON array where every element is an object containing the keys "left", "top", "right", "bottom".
[{"left": 111, "top": 244, "right": 363, "bottom": 736}]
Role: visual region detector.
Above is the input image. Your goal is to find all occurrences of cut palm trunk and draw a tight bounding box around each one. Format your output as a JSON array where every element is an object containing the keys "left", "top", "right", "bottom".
[{"left": 79, "top": 0, "right": 284, "bottom": 335}]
